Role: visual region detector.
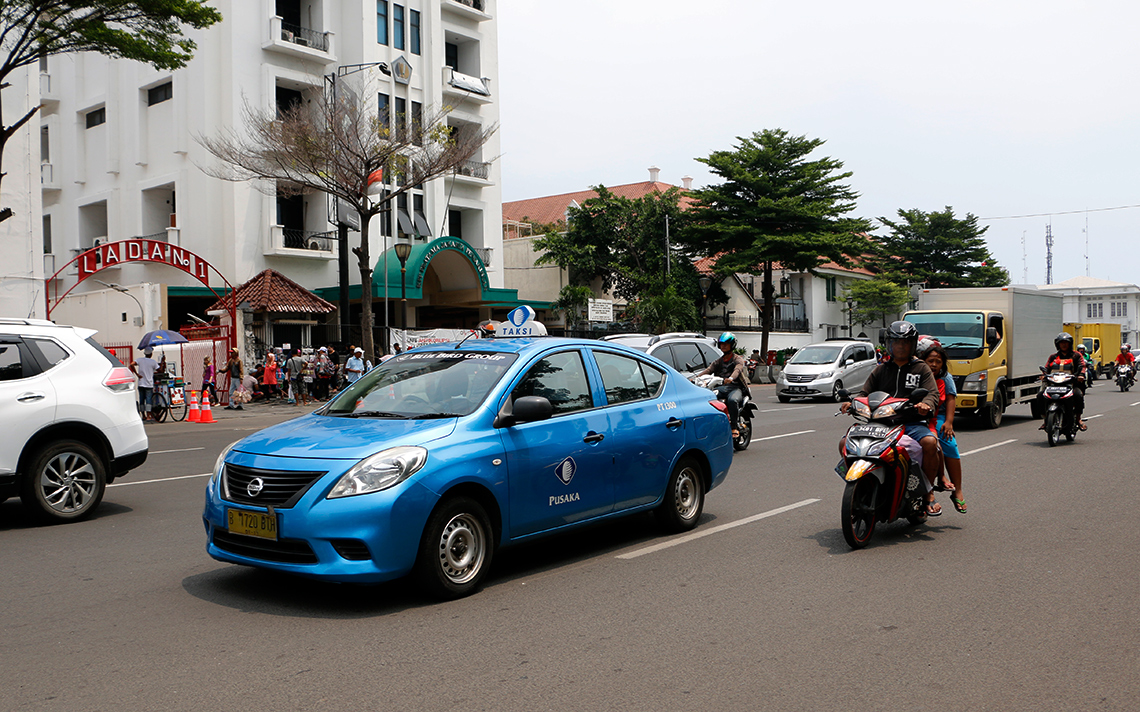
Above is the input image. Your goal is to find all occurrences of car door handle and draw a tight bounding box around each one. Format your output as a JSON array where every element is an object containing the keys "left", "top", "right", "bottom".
[
  {"left": 583, "top": 432, "right": 605, "bottom": 444},
  {"left": 666, "top": 417, "right": 684, "bottom": 429},
  {"left": 17, "top": 392, "right": 45, "bottom": 403}
]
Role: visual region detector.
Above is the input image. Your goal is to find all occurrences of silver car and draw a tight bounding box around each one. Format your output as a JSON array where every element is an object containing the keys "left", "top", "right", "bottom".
[
  {"left": 601, "top": 333, "right": 722, "bottom": 376},
  {"left": 776, "top": 340, "right": 878, "bottom": 402}
]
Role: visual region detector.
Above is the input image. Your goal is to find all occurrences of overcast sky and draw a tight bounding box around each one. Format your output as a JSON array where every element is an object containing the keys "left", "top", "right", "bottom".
[{"left": 497, "top": 1, "right": 1140, "bottom": 287}]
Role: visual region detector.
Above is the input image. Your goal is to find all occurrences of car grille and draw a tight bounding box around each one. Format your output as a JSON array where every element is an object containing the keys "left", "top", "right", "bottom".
[
  {"left": 223, "top": 464, "right": 327, "bottom": 508},
  {"left": 953, "top": 375, "right": 965, "bottom": 391},
  {"left": 785, "top": 374, "right": 816, "bottom": 383},
  {"left": 212, "top": 528, "right": 318, "bottom": 564}
]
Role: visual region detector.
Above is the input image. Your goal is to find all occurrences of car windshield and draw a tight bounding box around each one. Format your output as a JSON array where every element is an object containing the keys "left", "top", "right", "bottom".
[
  {"left": 323, "top": 351, "right": 517, "bottom": 418},
  {"left": 905, "top": 312, "right": 985, "bottom": 348},
  {"left": 788, "top": 346, "right": 841, "bottom": 365}
]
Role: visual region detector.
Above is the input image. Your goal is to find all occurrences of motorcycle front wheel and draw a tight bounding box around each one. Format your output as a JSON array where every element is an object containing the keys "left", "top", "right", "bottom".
[
  {"left": 841, "top": 477, "right": 877, "bottom": 549},
  {"left": 733, "top": 417, "right": 752, "bottom": 451},
  {"left": 1045, "top": 410, "right": 1059, "bottom": 447}
]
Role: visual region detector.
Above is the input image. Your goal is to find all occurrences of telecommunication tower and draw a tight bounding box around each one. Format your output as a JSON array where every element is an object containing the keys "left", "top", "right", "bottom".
[{"left": 1045, "top": 223, "right": 1054, "bottom": 285}]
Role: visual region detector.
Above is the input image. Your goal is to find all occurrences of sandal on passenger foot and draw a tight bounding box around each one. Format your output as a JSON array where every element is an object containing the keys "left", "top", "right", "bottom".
[
  {"left": 951, "top": 497, "right": 967, "bottom": 514},
  {"left": 932, "top": 478, "right": 956, "bottom": 492},
  {"left": 1078, "top": 421, "right": 1088, "bottom": 431},
  {"left": 731, "top": 429, "right": 740, "bottom": 438},
  {"left": 926, "top": 501, "right": 943, "bottom": 517}
]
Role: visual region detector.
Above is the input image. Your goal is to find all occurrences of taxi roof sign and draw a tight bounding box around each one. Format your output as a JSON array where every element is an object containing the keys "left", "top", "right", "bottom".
[{"left": 495, "top": 305, "right": 547, "bottom": 337}]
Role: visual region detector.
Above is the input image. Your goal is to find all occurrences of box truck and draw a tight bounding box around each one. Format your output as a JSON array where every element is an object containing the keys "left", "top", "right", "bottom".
[
  {"left": 1062, "top": 322, "right": 1122, "bottom": 379},
  {"left": 904, "top": 286, "right": 1063, "bottom": 428}
]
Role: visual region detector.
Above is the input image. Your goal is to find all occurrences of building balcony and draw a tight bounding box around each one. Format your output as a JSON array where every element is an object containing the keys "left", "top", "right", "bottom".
[
  {"left": 704, "top": 315, "right": 810, "bottom": 333},
  {"left": 264, "top": 16, "right": 335, "bottom": 63},
  {"left": 39, "top": 73, "right": 59, "bottom": 111},
  {"left": 443, "top": 0, "right": 492, "bottom": 20},
  {"left": 474, "top": 247, "right": 493, "bottom": 268},
  {"left": 449, "top": 160, "right": 493, "bottom": 186},
  {"left": 442, "top": 67, "right": 493, "bottom": 104},
  {"left": 265, "top": 226, "right": 338, "bottom": 260},
  {"left": 41, "top": 163, "right": 60, "bottom": 191}
]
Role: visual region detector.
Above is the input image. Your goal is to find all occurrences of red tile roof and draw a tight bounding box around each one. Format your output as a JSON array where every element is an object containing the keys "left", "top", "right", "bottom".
[
  {"left": 208, "top": 269, "right": 337, "bottom": 314},
  {"left": 503, "top": 181, "right": 694, "bottom": 232},
  {"left": 694, "top": 253, "right": 874, "bottom": 277}
]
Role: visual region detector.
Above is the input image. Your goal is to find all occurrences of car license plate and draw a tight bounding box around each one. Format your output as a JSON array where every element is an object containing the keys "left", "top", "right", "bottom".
[
  {"left": 227, "top": 509, "right": 277, "bottom": 540},
  {"left": 788, "top": 386, "right": 806, "bottom": 393}
]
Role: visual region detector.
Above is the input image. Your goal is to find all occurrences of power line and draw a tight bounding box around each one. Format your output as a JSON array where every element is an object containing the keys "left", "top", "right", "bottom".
[{"left": 979, "top": 203, "right": 1140, "bottom": 220}]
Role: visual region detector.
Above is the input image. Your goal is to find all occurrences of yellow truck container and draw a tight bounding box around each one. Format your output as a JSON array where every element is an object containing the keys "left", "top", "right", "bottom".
[
  {"left": 904, "top": 286, "right": 1063, "bottom": 428},
  {"left": 1063, "top": 322, "right": 1121, "bottom": 379}
]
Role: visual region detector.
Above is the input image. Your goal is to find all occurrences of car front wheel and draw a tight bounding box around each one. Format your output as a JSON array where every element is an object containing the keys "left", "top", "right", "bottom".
[
  {"left": 413, "top": 497, "right": 494, "bottom": 600},
  {"left": 20, "top": 440, "right": 106, "bottom": 523}
]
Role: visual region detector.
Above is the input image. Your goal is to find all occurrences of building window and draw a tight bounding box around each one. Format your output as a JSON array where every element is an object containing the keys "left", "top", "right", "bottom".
[
  {"left": 825, "top": 276, "right": 838, "bottom": 302},
  {"left": 43, "top": 215, "right": 51, "bottom": 254},
  {"left": 394, "top": 96, "right": 406, "bottom": 140},
  {"left": 445, "top": 42, "right": 458, "bottom": 70},
  {"left": 40, "top": 125, "right": 49, "bottom": 163},
  {"left": 411, "top": 101, "right": 422, "bottom": 145},
  {"left": 1111, "top": 302, "right": 1118, "bottom": 318},
  {"left": 449, "top": 209, "right": 463, "bottom": 240},
  {"left": 410, "top": 9, "right": 421, "bottom": 55},
  {"left": 147, "top": 82, "right": 173, "bottom": 106},
  {"left": 378, "top": 93, "right": 390, "bottom": 128},
  {"left": 393, "top": 4, "right": 405, "bottom": 50},
  {"left": 376, "top": 1, "right": 388, "bottom": 45},
  {"left": 85, "top": 107, "right": 105, "bottom": 128}
]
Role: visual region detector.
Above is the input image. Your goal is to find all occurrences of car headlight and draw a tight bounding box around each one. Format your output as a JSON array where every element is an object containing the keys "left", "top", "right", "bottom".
[
  {"left": 962, "top": 371, "right": 987, "bottom": 393},
  {"left": 815, "top": 371, "right": 834, "bottom": 380},
  {"left": 328, "top": 446, "right": 428, "bottom": 498},
  {"left": 211, "top": 441, "right": 238, "bottom": 485}
]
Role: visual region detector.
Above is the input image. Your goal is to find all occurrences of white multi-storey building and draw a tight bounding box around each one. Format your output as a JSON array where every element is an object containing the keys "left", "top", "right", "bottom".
[{"left": 40, "top": 0, "right": 509, "bottom": 347}]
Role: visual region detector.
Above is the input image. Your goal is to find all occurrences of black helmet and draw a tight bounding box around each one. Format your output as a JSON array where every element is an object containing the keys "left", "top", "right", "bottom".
[
  {"left": 884, "top": 318, "right": 921, "bottom": 355},
  {"left": 717, "top": 332, "right": 737, "bottom": 350},
  {"left": 476, "top": 320, "right": 497, "bottom": 338},
  {"left": 1054, "top": 332, "right": 1074, "bottom": 351}
]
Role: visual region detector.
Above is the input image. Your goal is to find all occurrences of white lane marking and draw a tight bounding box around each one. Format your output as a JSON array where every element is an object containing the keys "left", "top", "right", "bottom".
[
  {"left": 759, "top": 405, "right": 815, "bottom": 413},
  {"left": 149, "top": 447, "right": 206, "bottom": 455},
  {"left": 751, "top": 429, "right": 815, "bottom": 443},
  {"left": 109, "top": 473, "right": 211, "bottom": 488},
  {"left": 617, "top": 499, "right": 820, "bottom": 560},
  {"left": 959, "top": 439, "right": 1017, "bottom": 457},
  {"left": 1085, "top": 414, "right": 1103, "bottom": 420},
  {"left": 1130, "top": 401, "right": 1140, "bottom": 407}
]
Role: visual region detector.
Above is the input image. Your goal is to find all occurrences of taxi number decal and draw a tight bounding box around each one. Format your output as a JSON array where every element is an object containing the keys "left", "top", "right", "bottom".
[
  {"left": 550, "top": 493, "right": 581, "bottom": 506},
  {"left": 657, "top": 401, "right": 678, "bottom": 411}
]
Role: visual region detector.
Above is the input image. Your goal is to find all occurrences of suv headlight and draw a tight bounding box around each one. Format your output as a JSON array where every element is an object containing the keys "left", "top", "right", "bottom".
[
  {"left": 328, "top": 446, "right": 428, "bottom": 498},
  {"left": 962, "top": 372, "right": 988, "bottom": 393}
]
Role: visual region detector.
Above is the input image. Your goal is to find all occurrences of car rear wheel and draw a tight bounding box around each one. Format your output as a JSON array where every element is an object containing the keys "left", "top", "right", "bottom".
[
  {"left": 655, "top": 456, "right": 705, "bottom": 533},
  {"left": 20, "top": 440, "right": 106, "bottom": 523},
  {"left": 413, "top": 497, "right": 494, "bottom": 600}
]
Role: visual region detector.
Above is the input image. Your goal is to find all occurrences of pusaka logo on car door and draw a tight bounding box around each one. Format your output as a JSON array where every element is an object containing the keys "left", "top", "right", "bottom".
[{"left": 549, "top": 456, "right": 580, "bottom": 506}]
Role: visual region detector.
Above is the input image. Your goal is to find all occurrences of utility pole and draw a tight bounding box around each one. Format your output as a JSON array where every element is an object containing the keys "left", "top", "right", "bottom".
[{"left": 1045, "top": 223, "right": 1054, "bottom": 285}]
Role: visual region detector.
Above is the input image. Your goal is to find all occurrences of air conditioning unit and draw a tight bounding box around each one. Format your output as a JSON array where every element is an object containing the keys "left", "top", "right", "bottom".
[
  {"left": 308, "top": 240, "right": 321, "bottom": 250},
  {"left": 281, "top": 29, "right": 294, "bottom": 42}
]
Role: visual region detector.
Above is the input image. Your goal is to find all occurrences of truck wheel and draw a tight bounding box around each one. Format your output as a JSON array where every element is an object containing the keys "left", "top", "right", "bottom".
[{"left": 984, "top": 390, "right": 1003, "bottom": 429}]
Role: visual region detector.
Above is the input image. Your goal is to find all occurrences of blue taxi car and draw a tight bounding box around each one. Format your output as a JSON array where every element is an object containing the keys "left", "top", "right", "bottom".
[{"left": 203, "top": 337, "right": 734, "bottom": 598}]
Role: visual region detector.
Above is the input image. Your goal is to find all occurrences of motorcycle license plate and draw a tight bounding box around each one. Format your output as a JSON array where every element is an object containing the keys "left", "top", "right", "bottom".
[
  {"left": 1045, "top": 387, "right": 1069, "bottom": 395},
  {"left": 850, "top": 424, "right": 891, "bottom": 438}
]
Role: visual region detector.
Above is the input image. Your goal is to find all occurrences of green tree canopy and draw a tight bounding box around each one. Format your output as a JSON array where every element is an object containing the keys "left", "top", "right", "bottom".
[
  {"left": 842, "top": 276, "right": 910, "bottom": 332},
  {"left": 0, "top": 0, "right": 222, "bottom": 223},
  {"left": 678, "top": 128, "right": 871, "bottom": 352},
  {"left": 873, "top": 207, "right": 1010, "bottom": 287}
]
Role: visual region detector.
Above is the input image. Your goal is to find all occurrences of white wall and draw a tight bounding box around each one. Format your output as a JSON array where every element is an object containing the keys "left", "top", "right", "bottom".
[{"left": 0, "top": 65, "right": 46, "bottom": 318}]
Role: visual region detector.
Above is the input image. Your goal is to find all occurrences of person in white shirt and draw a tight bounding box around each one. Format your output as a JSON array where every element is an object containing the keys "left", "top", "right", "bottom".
[
  {"left": 132, "top": 347, "right": 159, "bottom": 421},
  {"left": 345, "top": 348, "right": 366, "bottom": 384}
]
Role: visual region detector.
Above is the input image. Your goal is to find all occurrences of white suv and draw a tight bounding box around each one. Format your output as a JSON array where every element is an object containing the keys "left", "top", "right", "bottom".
[
  {"left": 0, "top": 319, "right": 148, "bottom": 522},
  {"left": 601, "top": 333, "right": 722, "bottom": 375}
]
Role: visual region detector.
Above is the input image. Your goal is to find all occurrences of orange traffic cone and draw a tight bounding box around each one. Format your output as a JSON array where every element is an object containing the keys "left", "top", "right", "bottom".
[
  {"left": 187, "top": 390, "right": 200, "bottom": 422},
  {"left": 198, "top": 395, "right": 216, "bottom": 424}
]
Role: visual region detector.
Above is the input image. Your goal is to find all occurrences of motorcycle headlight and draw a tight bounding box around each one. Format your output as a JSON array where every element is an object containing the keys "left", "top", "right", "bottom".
[
  {"left": 815, "top": 370, "right": 833, "bottom": 380},
  {"left": 328, "top": 446, "right": 428, "bottom": 498},
  {"left": 872, "top": 402, "right": 900, "bottom": 419},
  {"left": 852, "top": 400, "right": 872, "bottom": 418},
  {"left": 867, "top": 439, "right": 893, "bottom": 457},
  {"left": 962, "top": 371, "right": 988, "bottom": 393},
  {"left": 211, "top": 441, "right": 238, "bottom": 485}
]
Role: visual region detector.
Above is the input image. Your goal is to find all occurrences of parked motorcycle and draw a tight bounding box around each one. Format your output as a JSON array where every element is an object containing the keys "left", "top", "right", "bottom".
[
  {"left": 691, "top": 374, "right": 757, "bottom": 451},
  {"left": 1116, "top": 363, "right": 1135, "bottom": 392},
  {"left": 835, "top": 388, "right": 930, "bottom": 549},
  {"left": 1039, "top": 367, "right": 1080, "bottom": 446}
]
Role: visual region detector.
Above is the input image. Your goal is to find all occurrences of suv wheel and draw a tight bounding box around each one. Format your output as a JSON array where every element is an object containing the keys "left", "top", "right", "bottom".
[{"left": 20, "top": 441, "right": 106, "bottom": 523}]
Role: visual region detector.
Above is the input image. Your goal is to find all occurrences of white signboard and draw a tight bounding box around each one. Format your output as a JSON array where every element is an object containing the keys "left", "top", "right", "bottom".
[
  {"left": 497, "top": 306, "right": 547, "bottom": 337},
  {"left": 587, "top": 298, "right": 613, "bottom": 323}
]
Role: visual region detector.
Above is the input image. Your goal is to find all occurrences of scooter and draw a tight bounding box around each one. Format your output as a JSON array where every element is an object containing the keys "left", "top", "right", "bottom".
[
  {"left": 835, "top": 388, "right": 930, "bottom": 549},
  {"left": 691, "top": 374, "right": 757, "bottom": 451},
  {"left": 1116, "top": 363, "right": 1135, "bottom": 392},
  {"left": 1039, "top": 367, "right": 1080, "bottom": 446}
]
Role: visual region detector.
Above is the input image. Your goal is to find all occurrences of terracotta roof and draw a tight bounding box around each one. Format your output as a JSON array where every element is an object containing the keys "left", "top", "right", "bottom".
[
  {"left": 503, "top": 181, "right": 694, "bottom": 232},
  {"left": 694, "top": 253, "right": 874, "bottom": 277},
  {"left": 208, "top": 269, "right": 336, "bottom": 314}
]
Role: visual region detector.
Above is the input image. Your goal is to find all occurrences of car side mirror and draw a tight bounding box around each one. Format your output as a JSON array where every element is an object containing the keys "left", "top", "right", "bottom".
[
  {"left": 495, "top": 395, "right": 552, "bottom": 427},
  {"left": 844, "top": 358, "right": 854, "bottom": 367},
  {"left": 907, "top": 388, "right": 929, "bottom": 404},
  {"left": 986, "top": 327, "right": 999, "bottom": 347}
]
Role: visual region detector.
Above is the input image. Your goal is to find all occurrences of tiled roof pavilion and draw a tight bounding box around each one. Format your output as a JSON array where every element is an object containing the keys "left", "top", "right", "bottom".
[{"left": 208, "top": 269, "right": 336, "bottom": 314}]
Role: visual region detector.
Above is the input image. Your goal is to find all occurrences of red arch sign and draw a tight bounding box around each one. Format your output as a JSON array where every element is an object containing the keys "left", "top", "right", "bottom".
[{"left": 46, "top": 239, "right": 237, "bottom": 347}]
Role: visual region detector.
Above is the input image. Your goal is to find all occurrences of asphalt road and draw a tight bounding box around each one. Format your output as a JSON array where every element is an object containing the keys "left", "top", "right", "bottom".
[{"left": 3, "top": 387, "right": 1139, "bottom": 711}]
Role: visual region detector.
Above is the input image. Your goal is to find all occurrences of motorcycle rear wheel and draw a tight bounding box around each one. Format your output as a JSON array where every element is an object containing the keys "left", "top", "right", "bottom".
[{"left": 841, "top": 478, "right": 877, "bottom": 549}]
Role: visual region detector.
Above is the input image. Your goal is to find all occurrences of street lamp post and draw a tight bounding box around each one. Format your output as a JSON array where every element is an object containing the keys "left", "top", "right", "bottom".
[
  {"left": 394, "top": 241, "right": 412, "bottom": 335},
  {"left": 698, "top": 276, "right": 712, "bottom": 335}
]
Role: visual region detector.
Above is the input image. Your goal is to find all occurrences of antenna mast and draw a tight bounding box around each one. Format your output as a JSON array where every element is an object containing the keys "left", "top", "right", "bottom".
[
  {"left": 1021, "top": 231, "right": 1028, "bottom": 283},
  {"left": 1084, "top": 210, "right": 1090, "bottom": 277},
  {"left": 1045, "top": 223, "right": 1054, "bottom": 285}
]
